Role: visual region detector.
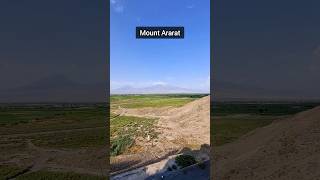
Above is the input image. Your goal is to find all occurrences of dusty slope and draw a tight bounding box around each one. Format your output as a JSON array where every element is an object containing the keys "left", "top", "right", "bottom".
[
  {"left": 111, "top": 96, "right": 210, "bottom": 174},
  {"left": 157, "top": 95, "right": 210, "bottom": 146},
  {"left": 213, "top": 106, "right": 320, "bottom": 180}
]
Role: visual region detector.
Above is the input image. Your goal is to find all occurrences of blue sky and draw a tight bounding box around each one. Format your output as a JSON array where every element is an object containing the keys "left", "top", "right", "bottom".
[{"left": 110, "top": 0, "right": 210, "bottom": 92}]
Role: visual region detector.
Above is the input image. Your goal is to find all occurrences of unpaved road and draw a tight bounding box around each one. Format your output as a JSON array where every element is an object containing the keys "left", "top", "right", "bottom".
[{"left": 1, "top": 126, "right": 105, "bottom": 138}]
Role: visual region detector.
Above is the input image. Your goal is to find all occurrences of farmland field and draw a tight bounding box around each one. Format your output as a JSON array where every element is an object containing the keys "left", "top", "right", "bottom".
[
  {"left": 110, "top": 94, "right": 206, "bottom": 109},
  {"left": 0, "top": 104, "right": 108, "bottom": 179}
]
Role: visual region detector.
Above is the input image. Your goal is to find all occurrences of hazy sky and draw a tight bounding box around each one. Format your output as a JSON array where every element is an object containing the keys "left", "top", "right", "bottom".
[
  {"left": 110, "top": 0, "right": 210, "bottom": 92},
  {"left": 0, "top": 0, "right": 106, "bottom": 102},
  {"left": 214, "top": 0, "right": 320, "bottom": 99}
]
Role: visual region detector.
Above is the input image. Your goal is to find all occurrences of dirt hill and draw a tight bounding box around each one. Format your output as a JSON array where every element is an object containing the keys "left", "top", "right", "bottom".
[
  {"left": 213, "top": 106, "right": 320, "bottom": 180},
  {"left": 157, "top": 95, "right": 210, "bottom": 145}
]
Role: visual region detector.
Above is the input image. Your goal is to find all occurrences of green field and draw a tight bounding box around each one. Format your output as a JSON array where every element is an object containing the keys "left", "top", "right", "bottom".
[
  {"left": 211, "top": 102, "right": 319, "bottom": 146},
  {"left": 0, "top": 105, "right": 106, "bottom": 124},
  {"left": 110, "top": 94, "right": 207, "bottom": 109},
  {"left": 0, "top": 105, "right": 108, "bottom": 150},
  {"left": 0, "top": 104, "right": 107, "bottom": 135}
]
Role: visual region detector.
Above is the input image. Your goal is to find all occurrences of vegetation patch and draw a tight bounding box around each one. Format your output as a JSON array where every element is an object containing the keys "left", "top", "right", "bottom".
[
  {"left": 110, "top": 135, "right": 134, "bottom": 156},
  {"left": 110, "top": 115, "right": 157, "bottom": 156},
  {"left": 175, "top": 154, "right": 197, "bottom": 169}
]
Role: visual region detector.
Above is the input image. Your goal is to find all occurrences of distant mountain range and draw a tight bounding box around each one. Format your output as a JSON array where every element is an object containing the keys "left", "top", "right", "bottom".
[
  {"left": 111, "top": 84, "right": 208, "bottom": 94},
  {"left": 0, "top": 74, "right": 106, "bottom": 103}
]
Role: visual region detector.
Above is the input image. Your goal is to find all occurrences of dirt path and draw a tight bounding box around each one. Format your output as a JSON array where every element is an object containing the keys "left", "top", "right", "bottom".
[{"left": 1, "top": 126, "right": 105, "bottom": 138}]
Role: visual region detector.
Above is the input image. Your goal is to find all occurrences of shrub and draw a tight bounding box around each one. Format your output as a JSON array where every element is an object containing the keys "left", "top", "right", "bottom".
[
  {"left": 171, "top": 165, "right": 177, "bottom": 170},
  {"left": 198, "top": 162, "right": 206, "bottom": 169},
  {"left": 110, "top": 135, "right": 133, "bottom": 156},
  {"left": 175, "top": 155, "right": 197, "bottom": 169}
]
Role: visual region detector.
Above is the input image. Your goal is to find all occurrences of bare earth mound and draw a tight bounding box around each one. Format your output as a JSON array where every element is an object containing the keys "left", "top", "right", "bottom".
[
  {"left": 157, "top": 95, "right": 210, "bottom": 146},
  {"left": 213, "top": 106, "right": 320, "bottom": 180},
  {"left": 111, "top": 96, "right": 210, "bottom": 174}
]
